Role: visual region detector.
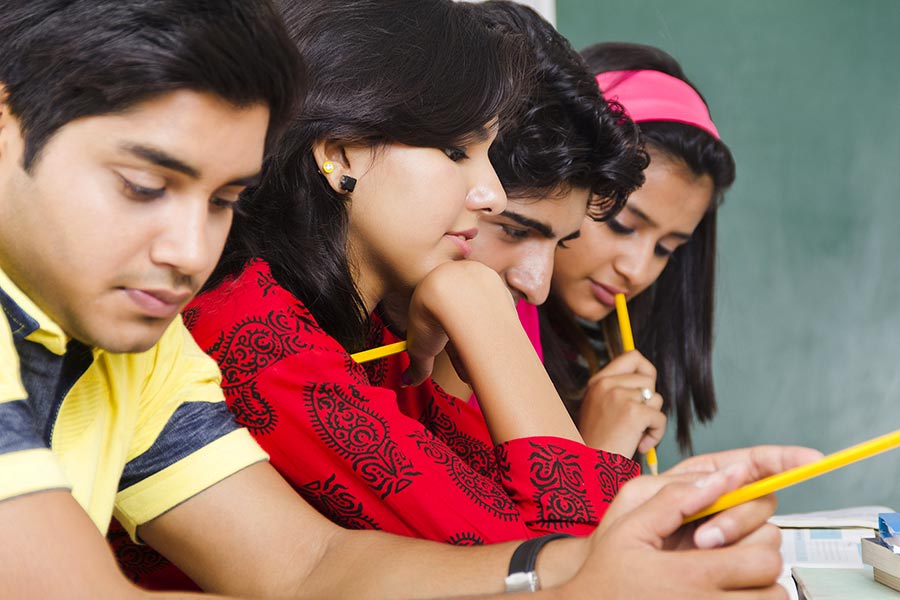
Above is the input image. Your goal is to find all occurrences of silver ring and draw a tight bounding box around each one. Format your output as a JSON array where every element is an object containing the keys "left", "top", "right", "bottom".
[{"left": 640, "top": 388, "right": 653, "bottom": 404}]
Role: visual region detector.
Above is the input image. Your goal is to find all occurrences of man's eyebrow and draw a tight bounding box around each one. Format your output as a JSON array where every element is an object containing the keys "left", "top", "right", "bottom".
[
  {"left": 560, "top": 229, "right": 581, "bottom": 243},
  {"left": 120, "top": 143, "right": 261, "bottom": 187},
  {"left": 501, "top": 210, "right": 555, "bottom": 238},
  {"left": 121, "top": 143, "right": 201, "bottom": 178},
  {"left": 627, "top": 205, "right": 692, "bottom": 240}
]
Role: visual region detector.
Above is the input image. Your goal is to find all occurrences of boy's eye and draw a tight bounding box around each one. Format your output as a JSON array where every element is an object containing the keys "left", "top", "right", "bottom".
[
  {"left": 121, "top": 176, "right": 165, "bottom": 200},
  {"left": 606, "top": 219, "right": 634, "bottom": 235},
  {"left": 500, "top": 224, "right": 529, "bottom": 241},
  {"left": 442, "top": 146, "right": 469, "bottom": 162}
]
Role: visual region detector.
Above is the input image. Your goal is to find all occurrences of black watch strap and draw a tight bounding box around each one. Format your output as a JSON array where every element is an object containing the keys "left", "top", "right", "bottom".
[{"left": 506, "top": 533, "right": 572, "bottom": 593}]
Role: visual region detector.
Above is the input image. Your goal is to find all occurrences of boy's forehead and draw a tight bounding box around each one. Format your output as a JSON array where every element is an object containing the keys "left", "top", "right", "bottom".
[
  {"left": 505, "top": 187, "right": 590, "bottom": 236},
  {"left": 52, "top": 91, "right": 270, "bottom": 181}
]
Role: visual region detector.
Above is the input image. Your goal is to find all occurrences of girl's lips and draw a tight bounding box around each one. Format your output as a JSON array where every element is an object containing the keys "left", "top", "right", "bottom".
[
  {"left": 444, "top": 234, "right": 473, "bottom": 259},
  {"left": 446, "top": 228, "right": 478, "bottom": 241},
  {"left": 589, "top": 281, "right": 621, "bottom": 307},
  {"left": 123, "top": 288, "right": 190, "bottom": 319}
]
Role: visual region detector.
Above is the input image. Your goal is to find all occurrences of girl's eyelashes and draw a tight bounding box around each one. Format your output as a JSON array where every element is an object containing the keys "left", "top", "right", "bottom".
[
  {"left": 442, "top": 146, "right": 469, "bottom": 162},
  {"left": 609, "top": 217, "right": 679, "bottom": 258},
  {"left": 654, "top": 244, "right": 675, "bottom": 258},
  {"left": 210, "top": 187, "right": 245, "bottom": 211},
  {"left": 211, "top": 197, "right": 239, "bottom": 211}
]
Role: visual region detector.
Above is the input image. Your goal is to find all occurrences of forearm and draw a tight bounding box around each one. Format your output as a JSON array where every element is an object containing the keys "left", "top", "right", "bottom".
[
  {"left": 0, "top": 491, "right": 224, "bottom": 600},
  {"left": 303, "top": 528, "right": 587, "bottom": 599},
  {"left": 415, "top": 262, "right": 581, "bottom": 444}
]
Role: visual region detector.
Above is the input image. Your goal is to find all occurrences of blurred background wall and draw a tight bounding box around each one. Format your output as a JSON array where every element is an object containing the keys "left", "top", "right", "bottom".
[{"left": 555, "top": 0, "right": 900, "bottom": 513}]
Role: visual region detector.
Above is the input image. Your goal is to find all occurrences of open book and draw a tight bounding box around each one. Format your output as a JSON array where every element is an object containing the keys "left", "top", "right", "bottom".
[{"left": 770, "top": 506, "right": 894, "bottom": 600}]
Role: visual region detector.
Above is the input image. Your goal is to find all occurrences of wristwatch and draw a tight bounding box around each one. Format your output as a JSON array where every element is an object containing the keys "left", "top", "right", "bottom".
[{"left": 505, "top": 533, "right": 572, "bottom": 593}]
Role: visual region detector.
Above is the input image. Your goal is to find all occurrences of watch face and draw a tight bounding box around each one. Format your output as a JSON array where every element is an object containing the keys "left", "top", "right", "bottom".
[{"left": 505, "top": 571, "right": 540, "bottom": 593}]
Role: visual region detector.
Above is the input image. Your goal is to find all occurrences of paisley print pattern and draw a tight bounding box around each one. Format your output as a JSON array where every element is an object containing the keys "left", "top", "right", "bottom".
[
  {"left": 446, "top": 532, "right": 486, "bottom": 546},
  {"left": 116, "top": 259, "right": 641, "bottom": 590},
  {"left": 298, "top": 474, "right": 382, "bottom": 530},
  {"left": 205, "top": 311, "right": 310, "bottom": 388},
  {"left": 419, "top": 399, "right": 496, "bottom": 480},
  {"left": 410, "top": 428, "right": 518, "bottom": 521},
  {"left": 306, "top": 382, "right": 420, "bottom": 498}
]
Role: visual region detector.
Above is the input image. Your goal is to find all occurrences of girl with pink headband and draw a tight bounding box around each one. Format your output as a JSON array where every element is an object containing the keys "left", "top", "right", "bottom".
[{"left": 539, "top": 42, "right": 736, "bottom": 460}]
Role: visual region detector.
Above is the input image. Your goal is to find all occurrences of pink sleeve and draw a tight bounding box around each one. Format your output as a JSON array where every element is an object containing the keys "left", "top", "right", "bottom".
[{"left": 516, "top": 299, "right": 543, "bottom": 361}]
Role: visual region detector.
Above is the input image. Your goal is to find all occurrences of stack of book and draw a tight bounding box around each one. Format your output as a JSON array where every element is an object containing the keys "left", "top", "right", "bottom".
[{"left": 861, "top": 513, "right": 900, "bottom": 593}]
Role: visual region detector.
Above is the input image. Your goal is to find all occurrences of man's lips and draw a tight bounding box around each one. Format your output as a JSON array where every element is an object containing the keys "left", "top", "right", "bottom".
[{"left": 123, "top": 288, "right": 192, "bottom": 319}]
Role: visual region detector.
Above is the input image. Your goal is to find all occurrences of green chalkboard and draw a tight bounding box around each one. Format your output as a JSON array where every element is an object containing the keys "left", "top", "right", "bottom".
[{"left": 557, "top": 0, "right": 900, "bottom": 513}]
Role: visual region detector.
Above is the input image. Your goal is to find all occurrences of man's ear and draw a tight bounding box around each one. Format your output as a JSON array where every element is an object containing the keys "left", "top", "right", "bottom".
[
  {"left": 0, "top": 83, "right": 11, "bottom": 160},
  {"left": 0, "top": 84, "right": 27, "bottom": 170},
  {"left": 311, "top": 138, "right": 354, "bottom": 195}
]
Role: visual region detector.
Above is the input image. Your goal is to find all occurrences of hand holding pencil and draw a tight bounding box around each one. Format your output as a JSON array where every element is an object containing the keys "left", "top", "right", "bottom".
[
  {"left": 578, "top": 350, "right": 667, "bottom": 459},
  {"left": 614, "top": 293, "right": 661, "bottom": 475}
]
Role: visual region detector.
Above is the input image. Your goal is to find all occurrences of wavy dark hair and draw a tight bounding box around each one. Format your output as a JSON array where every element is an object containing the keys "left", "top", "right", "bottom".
[
  {"left": 0, "top": 0, "right": 302, "bottom": 170},
  {"left": 542, "top": 42, "right": 736, "bottom": 452},
  {"left": 471, "top": 2, "right": 647, "bottom": 220},
  {"left": 206, "top": 0, "right": 530, "bottom": 352}
]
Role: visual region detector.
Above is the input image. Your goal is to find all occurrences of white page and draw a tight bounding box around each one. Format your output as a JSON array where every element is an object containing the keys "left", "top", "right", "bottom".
[
  {"left": 776, "top": 527, "right": 875, "bottom": 600},
  {"left": 770, "top": 505, "right": 894, "bottom": 529}
]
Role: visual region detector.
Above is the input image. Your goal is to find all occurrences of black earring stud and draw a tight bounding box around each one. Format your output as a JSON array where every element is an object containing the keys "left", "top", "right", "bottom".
[{"left": 339, "top": 175, "right": 357, "bottom": 192}]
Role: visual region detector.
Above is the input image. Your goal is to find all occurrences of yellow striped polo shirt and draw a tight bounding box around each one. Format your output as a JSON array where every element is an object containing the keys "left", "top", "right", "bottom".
[{"left": 0, "top": 268, "right": 267, "bottom": 539}]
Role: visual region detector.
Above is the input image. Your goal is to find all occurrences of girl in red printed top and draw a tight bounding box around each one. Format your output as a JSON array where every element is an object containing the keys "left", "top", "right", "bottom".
[
  {"left": 371, "top": 0, "right": 653, "bottom": 504},
  {"left": 113, "top": 4, "right": 648, "bottom": 584},
  {"left": 185, "top": 0, "right": 652, "bottom": 545}
]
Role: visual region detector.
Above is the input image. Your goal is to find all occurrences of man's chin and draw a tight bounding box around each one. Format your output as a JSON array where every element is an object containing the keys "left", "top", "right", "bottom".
[{"left": 74, "top": 320, "right": 171, "bottom": 354}]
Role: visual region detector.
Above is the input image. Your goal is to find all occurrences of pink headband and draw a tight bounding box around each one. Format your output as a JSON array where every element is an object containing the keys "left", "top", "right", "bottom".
[{"left": 595, "top": 69, "right": 721, "bottom": 140}]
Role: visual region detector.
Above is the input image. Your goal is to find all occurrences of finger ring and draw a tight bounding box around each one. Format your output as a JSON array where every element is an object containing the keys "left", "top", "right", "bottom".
[{"left": 640, "top": 388, "right": 653, "bottom": 404}]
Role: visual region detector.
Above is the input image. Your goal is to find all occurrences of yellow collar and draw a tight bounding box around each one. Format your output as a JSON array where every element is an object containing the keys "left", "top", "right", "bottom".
[{"left": 0, "top": 267, "right": 70, "bottom": 356}]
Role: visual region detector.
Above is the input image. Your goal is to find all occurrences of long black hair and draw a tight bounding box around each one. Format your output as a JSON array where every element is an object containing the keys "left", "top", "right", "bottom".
[
  {"left": 472, "top": 2, "right": 647, "bottom": 220},
  {"left": 542, "top": 42, "right": 736, "bottom": 452},
  {"left": 206, "top": 0, "right": 529, "bottom": 352}
]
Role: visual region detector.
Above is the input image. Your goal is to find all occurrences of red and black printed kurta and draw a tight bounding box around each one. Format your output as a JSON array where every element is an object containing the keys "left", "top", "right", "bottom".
[
  {"left": 189, "top": 259, "right": 638, "bottom": 542},
  {"left": 111, "top": 258, "right": 639, "bottom": 589}
]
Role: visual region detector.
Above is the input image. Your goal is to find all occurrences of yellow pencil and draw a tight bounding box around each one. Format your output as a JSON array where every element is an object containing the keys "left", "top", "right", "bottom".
[
  {"left": 614, "top": 293, "right": 659, "bottom": 475},
  {"left": 685, "top": 427, "right": 900, "bottom": 523},
  {"left": 350, "top": 340, "right": 408, "bottom": 363}
]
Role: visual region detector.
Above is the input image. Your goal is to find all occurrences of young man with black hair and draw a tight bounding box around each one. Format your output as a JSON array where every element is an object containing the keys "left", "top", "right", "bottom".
[{"left": 0, "top": 1, "right": 818, "bottom": 597}]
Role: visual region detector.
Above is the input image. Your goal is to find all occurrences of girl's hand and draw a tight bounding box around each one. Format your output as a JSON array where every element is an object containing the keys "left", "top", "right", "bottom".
[
  {"left": 578, "top": 350, "right": 666, "bottom": 456},
  {"left": 402, "top": 260, "right": 581, "bottom": 443},
  {"left": 402, "top": 261, "right": 511, "bottom": 387}
]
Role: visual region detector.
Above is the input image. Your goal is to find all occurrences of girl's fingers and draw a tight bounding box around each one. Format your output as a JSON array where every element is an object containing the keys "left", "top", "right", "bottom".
[
  {"left": 644, "top": 391, "right": 664, "bottom": 410},
  {"left": 636, "top": 408, "right": 667, "bottom": 453},
  {"left": 402, "top": 355, "right": 435, "bottom": 387},
  {"left": 588, "top": 373, "right": 657, "bottom": 395},
  {"left": 587, "top": 349, "right": 657, "bottom": 381}
]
